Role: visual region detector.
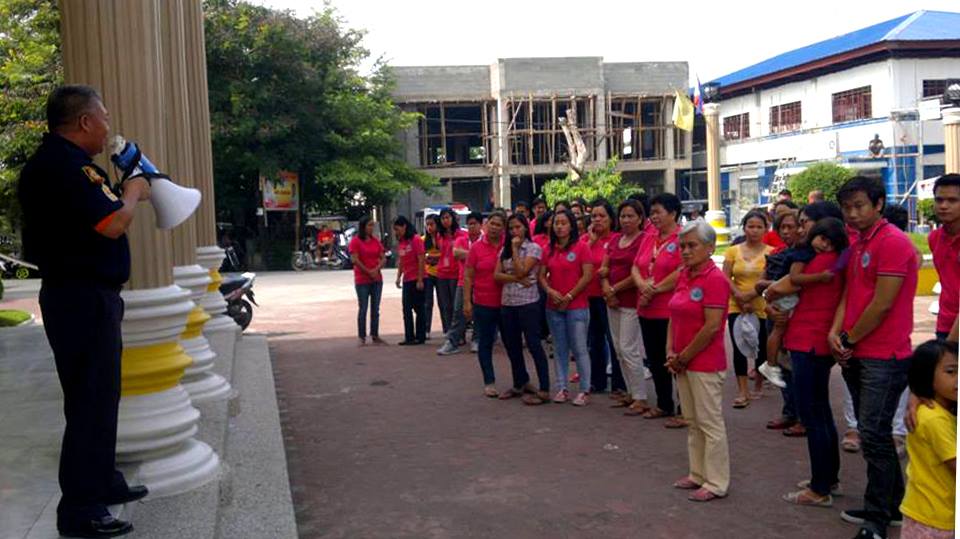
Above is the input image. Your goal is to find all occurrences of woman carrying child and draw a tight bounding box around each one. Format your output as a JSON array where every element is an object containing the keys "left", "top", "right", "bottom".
[{"left": 777, "top": 216, "right": 849, "bottom": 507}]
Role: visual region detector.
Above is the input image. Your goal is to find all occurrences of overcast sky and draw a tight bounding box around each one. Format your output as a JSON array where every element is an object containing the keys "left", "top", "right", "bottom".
[{"left": 253, "top": 0, "right": 958, "bottom": 85}]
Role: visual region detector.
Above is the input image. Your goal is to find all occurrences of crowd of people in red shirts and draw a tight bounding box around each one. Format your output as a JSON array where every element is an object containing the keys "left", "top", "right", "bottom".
[{"left": 345, "top": 174, "right": 959, "bottom": 539}]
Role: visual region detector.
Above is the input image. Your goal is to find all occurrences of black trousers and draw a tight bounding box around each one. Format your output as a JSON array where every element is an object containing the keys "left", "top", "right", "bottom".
[
  {"left": 40, "top": 283, "right": 129, "bottom": 523},
  {"left": 587, "top": 296, "right": 625, "bottom": 393},
  {"left": 401, "top": 280, "right": 426, "bottom": 342},
  {"left": 640, "top": 317, "right": 674, "bottom": 415},
  {"left": 501, "top": 302, "right": 551, "bottom": 391}
]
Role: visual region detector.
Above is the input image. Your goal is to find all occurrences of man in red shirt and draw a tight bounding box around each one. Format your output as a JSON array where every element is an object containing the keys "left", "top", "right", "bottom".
[
  {"left": 829, "top": 176, "right": 917, "bottom": 538},
  {"left": 929, "top": 173, "right": 960, "bottom": 342},
  {"left": 316, "top": 224, "right": 335, "bottom": 260}
]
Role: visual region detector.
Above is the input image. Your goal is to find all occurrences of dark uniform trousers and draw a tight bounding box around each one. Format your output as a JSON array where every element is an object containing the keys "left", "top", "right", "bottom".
[{"left": 40, "top": 282, "right": 129, "bottom": 521}]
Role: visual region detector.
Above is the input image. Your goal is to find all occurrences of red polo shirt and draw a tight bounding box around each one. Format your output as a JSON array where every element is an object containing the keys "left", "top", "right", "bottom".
[
  {"left": 466, "top": 236, "right": 503, "bottom": 307},
  {"left": 842, "top": 219, "right": 918, "bottom": 360},
  {"left": 396, "top": 235, "right": 424, "bottom": 283},
  {"left": 668, "top": 263, "right": 729, "bottom": 372},
  {"left": 606, "top": 231, "right": 644, "bottom": 308},
  {"left": 783, "top": 251, "right": 844, "bottom": 356},
  {"left": 930, "top": 226, "right": 960, "bottom": 334},
  {"left": 634, "top": 229, "right": 682, "bottom": 319},
  {"left": 348, "top": 236, "right": 384, "bottom": 285},
  {"left": 763, "top": 230, "right": 785, "bottom": 250},
  {"left": 581, "top": 232, "right": 615, "bottom": 298},
  {"left": 544, "top": 241, "right": 592, "bottom": 311}
]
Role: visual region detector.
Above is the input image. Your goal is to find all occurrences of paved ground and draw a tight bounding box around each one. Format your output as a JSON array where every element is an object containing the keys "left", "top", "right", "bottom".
[{"left": 256, "top": 269, "right": 938, "bottom": 539}]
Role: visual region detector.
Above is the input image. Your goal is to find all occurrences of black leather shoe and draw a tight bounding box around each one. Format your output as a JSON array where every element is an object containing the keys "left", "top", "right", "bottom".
[
  {"left": 103, "top": 485, "right": 149, "bottom": 505},
  {"left": 58, "top": 515, "right": 133, "bottom": 538}
]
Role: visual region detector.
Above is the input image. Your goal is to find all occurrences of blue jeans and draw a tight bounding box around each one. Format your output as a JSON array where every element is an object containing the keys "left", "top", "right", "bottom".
[
  {"left": 545, "top": 308, "right": 590, "bottom": 393},
  {"left": 473, "top": 305, "right": 500, "bottom": 385},
  {"left": 842, "top": 357, "right": 911, "bottom": 536},
  {"left": 501, "top": 302, "right": 550, "bottom": 391},
  {"left": 588, "top": 296, "right": 624, "bottom": 393},
  {"left": 354, "top": 282, "right": 382, "bottom": 339},
  {"left": 790, "top": 351, "right": 839, "bottom": 496}
]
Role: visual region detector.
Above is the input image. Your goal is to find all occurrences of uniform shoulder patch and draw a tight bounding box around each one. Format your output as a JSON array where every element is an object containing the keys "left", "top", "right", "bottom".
[
  {"left": 101, "top": 183, "right": 119, "bottom": 202},
  {"left": 82, "top": 166, "right": 105, "bottom": 185}
]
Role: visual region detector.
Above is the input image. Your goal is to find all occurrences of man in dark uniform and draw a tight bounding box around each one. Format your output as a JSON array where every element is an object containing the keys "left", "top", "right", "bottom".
[{"left": 18, "top": 85, "right": 151, "bottom": 538}]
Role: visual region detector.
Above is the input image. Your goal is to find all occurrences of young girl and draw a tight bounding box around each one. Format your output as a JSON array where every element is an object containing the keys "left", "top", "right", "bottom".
[
  {"left": 900, "top": 339, "right": 957, "bottom": 538},
  {"left": 760, "top": 217, "right": 848, "bottom": 387}
]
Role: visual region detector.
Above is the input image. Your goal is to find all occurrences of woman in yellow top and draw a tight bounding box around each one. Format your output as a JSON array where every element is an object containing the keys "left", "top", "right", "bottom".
[
  {"left": 723, "top": 209, "right": 773, "bottom": 408},
  {"left": 423, "top": 215, "right": 442, "bottom": 338}
]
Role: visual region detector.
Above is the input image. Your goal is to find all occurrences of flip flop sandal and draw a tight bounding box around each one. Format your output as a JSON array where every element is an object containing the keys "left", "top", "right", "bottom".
[
  {"left": 522, "top": 393, "right": 548, "bottom": 405},
  {"left": 673, "top": 477, "right": 701, "bottom": 490},
  {"left": 664, "top": 417, "right": 689, "bottom": 429},
  {"left": 782, "top": 489, "right": 833, "bottom": 507},
  {"left": 498, "top": 388, "right": 522, "bottom": 400},
  {"left": 609, "top": 399, "right": 633, "bottom": 408},
  {"left": 623, "top": 404, "right": 650, "bottom": 416},
  {"left": 483, "top": 386, "right": 499, "bottom": 398},
  {"left": 732, "top": 397, "right": 750, "bottom": 409},
  {"left": 643, "top": 408, "right": 668, "bottom": 419},
  {"left": 688, "top": 488, "right": 723, "bottom": 502},
  {"left": 782, "top": 424, "right": 807, "bottom": 437}
]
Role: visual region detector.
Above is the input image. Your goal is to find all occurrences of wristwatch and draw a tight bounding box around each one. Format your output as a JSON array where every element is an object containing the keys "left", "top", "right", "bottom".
[{"left": 839, "top": 331, "right": 855, "bottom": 349}]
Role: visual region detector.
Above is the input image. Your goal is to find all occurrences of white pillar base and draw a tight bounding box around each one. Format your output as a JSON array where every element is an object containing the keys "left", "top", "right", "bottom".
[
  {"left": 122, "top": 438, "right": 220, "bottom": 499},
  {"left": 117, "top": 285, "right": 221, "bottom": 499},
  {"left": 180, "top": 335, "right": 231, "bottom": 403}
]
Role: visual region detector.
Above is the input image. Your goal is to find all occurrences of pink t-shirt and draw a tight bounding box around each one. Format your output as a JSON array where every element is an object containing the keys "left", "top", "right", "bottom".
[
  {"left": 543, "top": 241, "right": 593, "bottom": 311},
  {"left": 466, "top": 236, "right": 503, "bottom": 307},
  {"left": 348, "top": 236, "right": 384, "bottom": 285},
  {"left": 581, "top": 232, "right": 615, "bottom": 298},
  {"left": 634, "top": 229, "right": 682, "bottom": 319},
  {"left": 842, "top": 219, "right": 918, "bottom": 360},
  {"left": 930, "top": 227, "right": 960, "bottom": 334},
  {"left": 783, "top": 251, "right": 844, "bottom": 356},
  {"left": 606, "top": 231, "right": 644, "bottom": 308},
  {"left": 396, "top": 235, "right": 425, "bottom": 283},
  {"left": 437, "top": 229, "right": 466, "bottom": 280},
  {"left": 668, "top": 263, "right": 729, "bottom": 372},
  {"left": 455, "top": 233, "right": 481, "bottom": 287}
]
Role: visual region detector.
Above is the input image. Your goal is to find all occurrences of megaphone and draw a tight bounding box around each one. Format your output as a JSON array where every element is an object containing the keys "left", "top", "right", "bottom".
[{"left": 109, "top": 136, "right": 202, "bottom": 230}]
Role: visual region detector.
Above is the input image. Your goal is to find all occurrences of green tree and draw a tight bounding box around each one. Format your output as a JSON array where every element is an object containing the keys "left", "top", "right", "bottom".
[
  {"left": 542, "top": 158, "right": 642, "bottom": 207},
  {"left": 0, "top": 0, "right": 61, "bottom": 237},
  {"left": 204, "top": 0, "right": 434, "bottom": 225},
  {"left": 787, "top": 162, "right": 854, "bottom": 204}
]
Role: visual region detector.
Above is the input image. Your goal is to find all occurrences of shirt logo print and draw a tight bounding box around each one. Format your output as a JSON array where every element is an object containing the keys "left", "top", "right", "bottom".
[
  {"left": 666, "top": 242, "right": 677, "bottom": 253},
  {"left": 566, "top": 252, "right": 576, "bottom": 262},
  {"left": 861, "top": 252, "right": 871, "bottom": 268},
  {"left": 690, "top": 287, "right": 704, "bottom": 302}
]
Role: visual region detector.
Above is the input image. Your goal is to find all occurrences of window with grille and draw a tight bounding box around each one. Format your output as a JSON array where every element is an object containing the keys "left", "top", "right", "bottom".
[
  {"left": 723, "top": 113, "right": 750, "bottom": 140},
  {"left": 769, "top": 101, "right": 802, "bottom": 133},
  {"left": 832, "top": 86, "right": 871, "bottom": 123},
  {"left": 923, "top": 80, "right": 948, "bottom": 98}
]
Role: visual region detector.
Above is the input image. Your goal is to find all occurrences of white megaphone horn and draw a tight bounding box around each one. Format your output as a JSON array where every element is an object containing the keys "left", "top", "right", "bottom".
[{"left": 108, "top": 135, "right": 202, "bottom": 230}]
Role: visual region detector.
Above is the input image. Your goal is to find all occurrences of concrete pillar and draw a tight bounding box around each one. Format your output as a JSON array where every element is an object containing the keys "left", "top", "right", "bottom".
[
  {"left": 702, "top": 103, "right": 728, "bottom": 245},
  {"left": 495, "top": 97, "right": 511, "bottom": 209},
  {"left": 182, "top": 0, "right": 243, "bottom": 358},
  {"left": 944, "top": 107, "right": 960, "bottom": 174},
  {"left": 59, "top": 0, "right": 219, "bottom": 498},
  {"left": 595, "top": 93, "right": 608, "bottom": 164},
  {"left": 159, "top": 0, "right": 231, "bottom": 403}
]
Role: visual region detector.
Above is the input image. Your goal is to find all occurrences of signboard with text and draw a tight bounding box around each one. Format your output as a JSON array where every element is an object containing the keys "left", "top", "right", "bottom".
[{"left": 261, "top": 170, "right": 299, "bottom": 211}]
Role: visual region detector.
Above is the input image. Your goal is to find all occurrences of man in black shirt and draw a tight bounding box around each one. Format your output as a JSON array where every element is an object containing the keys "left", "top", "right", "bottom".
[{"left": 18, "top": 85, "right": 151, "bottom": 538}]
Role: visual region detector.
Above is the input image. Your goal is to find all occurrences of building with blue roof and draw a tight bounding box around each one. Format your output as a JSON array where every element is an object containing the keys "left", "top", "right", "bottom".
[{"left": 679, "top": 10, "right": 960, "bottom": 226}]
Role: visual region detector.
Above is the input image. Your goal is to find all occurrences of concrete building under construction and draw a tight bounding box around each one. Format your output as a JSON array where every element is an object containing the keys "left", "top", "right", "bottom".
[{"left": 389, "top": 57, "right": 691, "bottom": 216}]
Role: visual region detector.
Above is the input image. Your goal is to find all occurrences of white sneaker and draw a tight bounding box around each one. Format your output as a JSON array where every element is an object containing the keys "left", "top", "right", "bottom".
[
  {"left": 437, "top": 341, "right": 461, "bottom": 356},
  {"left": 758, "top": 363, "right": 786, "bottom": 388},
  {"left": 470, "top": 341, "right": 479, "bottom": 353}
]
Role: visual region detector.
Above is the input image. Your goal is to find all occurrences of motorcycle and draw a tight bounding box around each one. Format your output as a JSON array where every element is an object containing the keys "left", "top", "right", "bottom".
[
  {"left": 291, "top": 228, "right": 353, "bottom": 271},
  {"left": 0, "top": 252, "right": 37, "bottom": 280},
  {"left": 220, "top": 271, "right": 257, "bottom": 331}
]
